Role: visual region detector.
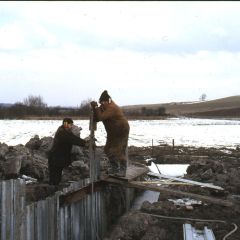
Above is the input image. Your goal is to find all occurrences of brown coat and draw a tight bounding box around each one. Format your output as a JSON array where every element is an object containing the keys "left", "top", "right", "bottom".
[{"left": 94, "top": 101, "right": 130, "bottom": 162}]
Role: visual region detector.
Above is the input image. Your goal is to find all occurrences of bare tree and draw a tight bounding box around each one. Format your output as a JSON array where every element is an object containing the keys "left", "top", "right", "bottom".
[
  {"left": 199, "top": 93, "right": 207, "bottom": 101},
  {"left": 23, "top": 95, "right": 47, "bottom": 108},
  {"left": 78, "top": 98, "right": 92, "bottom": 115}
]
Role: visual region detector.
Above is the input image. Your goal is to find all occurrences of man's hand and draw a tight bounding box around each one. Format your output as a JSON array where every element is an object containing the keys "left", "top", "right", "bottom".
[
  {"left": 90, "top": 101, "right": 98, "bottom": 109},
  {"left": 85, "top": 140, "right": 90, "bottom": 148},
  {"left": 84, "top": 135, "right": 97, "bottom": 149}
]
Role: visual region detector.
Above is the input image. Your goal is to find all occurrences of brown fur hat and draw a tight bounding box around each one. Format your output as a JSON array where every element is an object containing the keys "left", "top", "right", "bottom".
[{"left": 99, "top": 90, "right": 111, "bottom": 103}]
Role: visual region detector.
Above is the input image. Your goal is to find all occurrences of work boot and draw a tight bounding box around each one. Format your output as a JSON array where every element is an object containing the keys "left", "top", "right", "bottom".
[
  {"left": 108, "top": 159, "right": 119, "bottom": 175},
  {"left": 115, "top": 162, "right": 127, "bottom": 177}
]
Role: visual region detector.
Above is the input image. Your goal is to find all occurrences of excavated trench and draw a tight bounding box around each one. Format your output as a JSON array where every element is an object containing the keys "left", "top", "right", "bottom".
[{"left": 1, "top": 137, "right": 240, "bottom": 239}]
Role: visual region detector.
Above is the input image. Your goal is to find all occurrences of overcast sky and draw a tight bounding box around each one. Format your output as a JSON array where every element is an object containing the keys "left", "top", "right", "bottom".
[{"left": 1, "top": 1, "right": 240, "bottom": 107}]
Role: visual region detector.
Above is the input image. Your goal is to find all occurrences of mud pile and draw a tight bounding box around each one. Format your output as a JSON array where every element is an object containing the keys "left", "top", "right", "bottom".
[{"left": 0, "top": 135, "right": 108, "bottom": 202}]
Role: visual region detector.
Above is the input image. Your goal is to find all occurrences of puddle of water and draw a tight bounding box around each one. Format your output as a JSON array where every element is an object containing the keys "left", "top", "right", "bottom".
[
  {"left": 131, "top": 190, "right": 160, "bottom": 210},
  {"left": 148, "top": 163, "right": 189, "bottom": 177}
]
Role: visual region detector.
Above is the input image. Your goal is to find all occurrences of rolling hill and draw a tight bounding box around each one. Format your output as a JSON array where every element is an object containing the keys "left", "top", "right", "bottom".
[{"left": 122, "top": 95, "right": 240, "bottom": 118}]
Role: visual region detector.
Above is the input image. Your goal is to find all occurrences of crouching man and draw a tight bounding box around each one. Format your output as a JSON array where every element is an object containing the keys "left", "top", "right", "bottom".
[{"left": 48, "top": 118, "right": 88, "bottom": 185}]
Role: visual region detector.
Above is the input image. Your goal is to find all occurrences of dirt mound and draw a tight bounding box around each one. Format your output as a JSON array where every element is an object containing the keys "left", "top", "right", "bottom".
[{"left": 105, "top": 145, "right": 240, "bottom": 240}]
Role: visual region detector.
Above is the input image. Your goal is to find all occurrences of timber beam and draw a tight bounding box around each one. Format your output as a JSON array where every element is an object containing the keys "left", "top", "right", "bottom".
[
  {"left": 59, "top": 181, "right": 104, "bottom": 207},
  {"left": 102, "top": 177, "right": 238, "bottom": 209}
]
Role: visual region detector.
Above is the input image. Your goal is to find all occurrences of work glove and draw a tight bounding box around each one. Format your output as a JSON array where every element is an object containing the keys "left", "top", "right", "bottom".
[{"left": 90, "top": 101, "right": 98, "bottom": 109}]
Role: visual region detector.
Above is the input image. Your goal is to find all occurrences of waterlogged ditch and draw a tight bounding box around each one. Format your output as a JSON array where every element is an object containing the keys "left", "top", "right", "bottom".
[{"left": 104, "top": 145, "right": 240, "bottom": 240}]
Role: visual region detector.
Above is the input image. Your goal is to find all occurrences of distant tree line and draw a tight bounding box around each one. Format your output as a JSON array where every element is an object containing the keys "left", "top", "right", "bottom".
[
  {"left": 0, "top": 95, "right": 167, "bottom": 119},
  {"left": 0, "top": 95, "right": 92, "bottom": 119},
  {"left": 123, "top": 106, "right": 166, "bottom": 117}
]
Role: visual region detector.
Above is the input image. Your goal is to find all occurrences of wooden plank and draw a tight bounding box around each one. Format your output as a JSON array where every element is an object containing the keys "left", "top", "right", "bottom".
[
  {"left": 148, "top": 172, "right": 224, "bottom": 190},
  {"left": 126, "top": 165, "right": 149, "bottom": 181},
  {"left": 14, "top": 179, "right": 25, "bottom": 240},
  {"left": 102, "top": 165, "right": 149, "bottom": 182},
  {"left": 60, "top": 165, "right": 149, "bottom": 206},
  {"left": 101, "top": 178, "right": 236, "bottom": 208},
  {"left": 138, "top": 181, "right": 193, "bottom": 185},
  {"left": 26, "top": 204, "right": 35, "bottom": 240},
  {"left": 107, "top": 174, "right": 131, "bottom": 182},
  {"left": 59, "top": 182, "right": 102, "bottom": 206}
]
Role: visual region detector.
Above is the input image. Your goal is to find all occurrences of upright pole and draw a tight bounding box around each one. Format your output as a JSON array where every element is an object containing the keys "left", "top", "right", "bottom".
[
  {"left": 89, "top": 109, "right": 98, "bottom": 181},
  {"left": 89, "top": 108, "right": 98, "bottom": 240},
  {"left": 151, "top": 139, "right": 154, "bottom": 157}
]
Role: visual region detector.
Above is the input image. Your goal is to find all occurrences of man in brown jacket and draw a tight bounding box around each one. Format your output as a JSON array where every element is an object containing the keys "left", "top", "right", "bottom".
[{"left": 91, "top": 90, "right": 130, "bottom": 177}]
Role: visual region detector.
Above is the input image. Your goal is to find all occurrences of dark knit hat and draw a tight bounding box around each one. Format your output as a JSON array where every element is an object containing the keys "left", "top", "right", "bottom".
[
  {"left": 99, "top": 90, "right": 111, "bottom": 103},
  {"left": 62, "top": 118, "right": 73, "bottom": 125}
]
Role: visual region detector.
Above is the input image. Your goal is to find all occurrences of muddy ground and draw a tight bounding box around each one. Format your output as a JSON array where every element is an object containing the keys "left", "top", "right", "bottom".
[
  {"left": 0, "top": 137, "right": 240, "bottom": 239},
  {"left": 104, "top": 145, "right": 240, "bottom": 240}
]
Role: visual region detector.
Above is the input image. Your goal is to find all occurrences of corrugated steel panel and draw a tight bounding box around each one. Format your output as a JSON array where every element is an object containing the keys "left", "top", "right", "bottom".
[
  {"left": 25, "top": 204, "right": 35, "bottom": 240},
  {"left": 0, "top": 180, "right": 25, "bottom": 240},
  {"left": 183, "top": 223, "right": 216, "bottom": 240},
  {"left": 0, "top": 178, "right": 131, "bottom": 240}
]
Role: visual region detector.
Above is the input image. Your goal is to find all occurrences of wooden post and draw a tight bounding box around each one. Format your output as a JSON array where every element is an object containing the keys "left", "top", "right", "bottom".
[
  {"left": 125, "top": 139, "right": 130, "bottom": 211},
  {"left": 89, "top": 109, "right": 98, "bottom": 181},
  {"left": 151, "top": 139, "right": 154, "bottom": 157},
  {"left": 89, "top": 108, "right": 99, "bottom": 239}
]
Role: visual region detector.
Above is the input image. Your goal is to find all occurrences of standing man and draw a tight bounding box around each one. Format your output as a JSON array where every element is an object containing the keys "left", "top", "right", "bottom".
[
  {"left": 91, "top": 90, "right": 130, "bottom": 177},
  {"left": 48, "top": 118, "right": 88, "bottom": 185}
]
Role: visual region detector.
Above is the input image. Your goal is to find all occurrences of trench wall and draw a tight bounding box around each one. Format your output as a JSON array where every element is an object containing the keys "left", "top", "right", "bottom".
[{"left": 0, "top": 179, "right": 135, "bottom": 240}]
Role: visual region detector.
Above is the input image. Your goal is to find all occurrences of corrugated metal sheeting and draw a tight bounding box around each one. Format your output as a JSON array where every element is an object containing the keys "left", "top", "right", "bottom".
[
  {"left": 183, "top": 223, "right": 216, "bottom": 240},
  {"left": 0, "top": 179, "right": 106, "bottom": 240}
]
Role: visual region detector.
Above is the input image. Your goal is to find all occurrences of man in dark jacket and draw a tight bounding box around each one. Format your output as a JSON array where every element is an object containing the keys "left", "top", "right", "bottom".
[
  {"left": 48, "top": 118, "right": 87, "bottom": 185},
  {"left": 91, "top": 90, "right": 130, "bottom": 177}
]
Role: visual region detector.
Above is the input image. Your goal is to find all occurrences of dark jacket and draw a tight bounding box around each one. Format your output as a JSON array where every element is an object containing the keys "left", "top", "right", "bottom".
[
  {"left": 94, "top": 101, "right": 130, "bottom": 161},
  {"left": 48, "top": 125, "right": 86, "bottom": 168}
]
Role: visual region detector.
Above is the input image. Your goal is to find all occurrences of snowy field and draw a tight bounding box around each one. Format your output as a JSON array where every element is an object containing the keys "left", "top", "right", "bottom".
[{"left": 1, "top": 118, "right": 240, "bottom": 148}]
